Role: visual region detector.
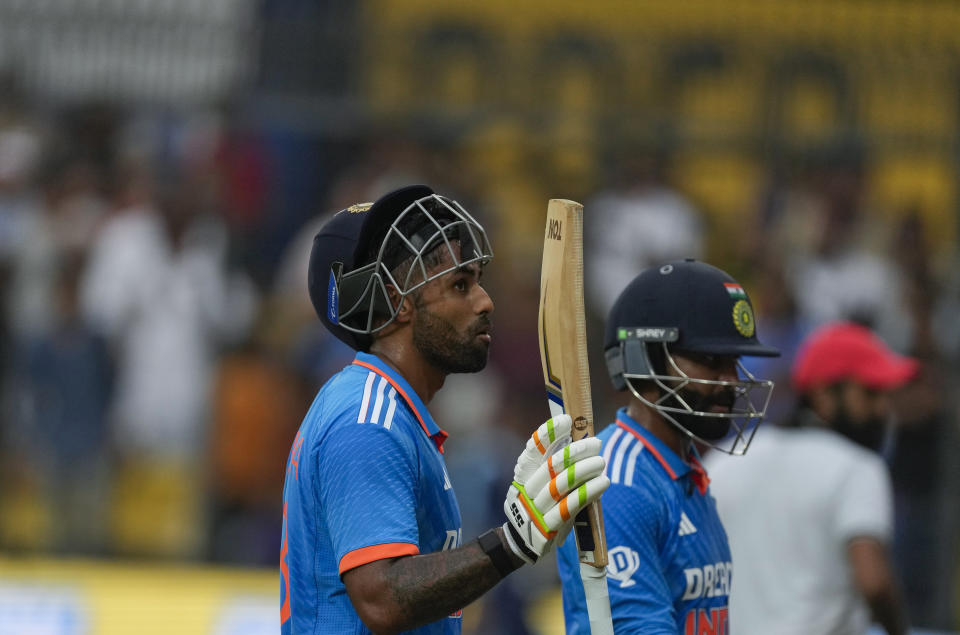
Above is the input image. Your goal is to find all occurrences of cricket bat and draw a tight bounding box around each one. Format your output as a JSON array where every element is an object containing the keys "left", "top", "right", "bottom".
[{"left": 538, "top": 199, "right": 613, "bottom": 634}]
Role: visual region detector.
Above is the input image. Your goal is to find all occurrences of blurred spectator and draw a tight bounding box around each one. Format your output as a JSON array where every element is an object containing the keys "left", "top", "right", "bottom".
[
  {"left": 0, "top": 125, "right": 41, "bottom": 262},
  {"left": 270, "top": 209, "right": 354, "bottom": 389},
  {"left": 14, "top": 253, "right": 113, "bottom": 555},
  {"left": 7, "top": 157, "right": 107, "bottom": 340},
  {"left": 707, "top": 322, "right": 916, "bottom": 635},
  {"left": 430, "top": 370, "right": 539, "bottom": 635},
  {"left": 585, "top": 149, "right": 704, "bottom": 316},
  {"left": 766, "top": 150, "right": 912, "bottom": 352},
  {"left": 739, "top": 256, "right": 812, "bottom": 424},
  {"left": 885, "top": 208, "right": 957, "bottom": 627},
  {"left": 208, "top": 336, "right": 309, "bottom": 566},
  {"left": 80, "top": 166, "right": 257, "bottom": 558}
]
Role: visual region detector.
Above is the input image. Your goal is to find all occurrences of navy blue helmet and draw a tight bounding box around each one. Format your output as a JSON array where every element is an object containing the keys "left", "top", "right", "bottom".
[
  {"left": 604, "top": 259, "right": 780, "bottom": 455},
  {"left": 308, "top": 185, "right": 492, "bottom": 351}
]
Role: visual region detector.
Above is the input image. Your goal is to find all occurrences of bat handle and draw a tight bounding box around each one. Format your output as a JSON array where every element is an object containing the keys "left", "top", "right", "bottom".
[{"left": 580, "top": 561, "right": 613, "bottom": 634}]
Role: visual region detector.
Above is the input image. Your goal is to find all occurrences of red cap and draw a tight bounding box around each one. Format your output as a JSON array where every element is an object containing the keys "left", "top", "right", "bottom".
[{"left": 791, "top": 322, "right": 919, "bottom": 393}]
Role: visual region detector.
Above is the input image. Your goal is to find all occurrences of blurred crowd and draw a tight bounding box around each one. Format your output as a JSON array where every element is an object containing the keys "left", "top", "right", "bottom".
[{"left": 0, "top": 85, "right": 957, "bottom": 631}]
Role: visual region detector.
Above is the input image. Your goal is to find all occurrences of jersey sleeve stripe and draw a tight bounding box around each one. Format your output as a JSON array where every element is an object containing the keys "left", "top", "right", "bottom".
[
  {"left": 352, "top": 359, "right": 448, "bottom": 453},
  {"left": 602, "top": 427, "right": 624, "bottom": 479},
  {"left": 338, "top": 542, "right": 420, "bottom": 574},
  {"left": 358, "top": 372, "right": 376, "bottom": 423},
  {"left": 383, "top": 388, "right": 398, "bottom": 429},
  {"left": 610, "top": 435, "right": 635, "bottom": 484},
  {"left": 371, "top": 377, "right": 387, "bottom": 423},
  {"left": 616, "top": 419, "right": 678, "bottom": 480},
  {"left": 623, "top": 438, "right": 645, "bottom": 487}
]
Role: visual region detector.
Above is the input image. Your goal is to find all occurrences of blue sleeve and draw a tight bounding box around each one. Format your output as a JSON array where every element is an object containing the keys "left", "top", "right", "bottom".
[
  {"left": 559, "top": 481, "right": 678, "bottom": 635},
  {"left": 604, "top": 481, "right": 678, "bottom": 634},
  {"left": 316, "top": 418, "right": 420, "bottom": 570}
]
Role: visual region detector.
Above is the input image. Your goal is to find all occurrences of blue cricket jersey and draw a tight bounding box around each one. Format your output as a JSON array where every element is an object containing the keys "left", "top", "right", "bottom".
[
  {"left": 280, "top": 352, "right": 463, "bottom": 634},
  {"left": 558, "top": 408, "right": 732, "bottom": 635}
]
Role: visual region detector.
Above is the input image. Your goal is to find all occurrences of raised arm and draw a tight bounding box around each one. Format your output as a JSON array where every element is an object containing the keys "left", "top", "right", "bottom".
[{"left": 343, "top": 415, "right": 609, "bottom": 634}]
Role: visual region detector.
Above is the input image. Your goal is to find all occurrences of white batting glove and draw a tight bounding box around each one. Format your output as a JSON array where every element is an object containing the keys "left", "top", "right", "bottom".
[{"left": 502, "top": 415, "right": 609, "bottom": 565}]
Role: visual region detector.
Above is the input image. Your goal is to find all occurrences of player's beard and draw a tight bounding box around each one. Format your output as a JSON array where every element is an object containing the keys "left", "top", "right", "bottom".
[
  {"left": 664, "top": 385, "right": 737, "bottom": 441},
  {"left": 413, "top": 306, "right": 491, "bottom": 374}
]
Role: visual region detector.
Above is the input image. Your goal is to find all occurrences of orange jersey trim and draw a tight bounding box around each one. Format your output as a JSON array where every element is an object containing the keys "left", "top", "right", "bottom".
[
  {"left": 339, "top": 542, "right": 420, "bottom": 575},
  {"left": 616, "top": 419, "right": 679, "bottom": 480},
  {"left": 352, "top": 359, "right": 448, "bottom": 453},
  {"left": 280, "top": 503, "right": 291, "bottom": 623}
]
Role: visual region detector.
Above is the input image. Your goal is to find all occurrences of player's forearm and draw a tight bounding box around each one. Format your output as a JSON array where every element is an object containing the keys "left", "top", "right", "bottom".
[
  {"left": 384, "top": 536, "right": 502, "bottom": 629},
  {"left": 348, "top": 527, "right": 521, "bottom": 634}
]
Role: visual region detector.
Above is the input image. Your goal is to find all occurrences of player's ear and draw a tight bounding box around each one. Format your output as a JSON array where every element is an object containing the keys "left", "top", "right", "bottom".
[{"left": 387, "top": 285, "right": 414, "bottom": 325}]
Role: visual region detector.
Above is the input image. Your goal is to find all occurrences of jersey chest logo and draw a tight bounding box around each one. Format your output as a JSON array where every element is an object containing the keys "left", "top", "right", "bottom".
[
  {"left": 605, "top": 545, "right": 641, "bottom": 587},
  {"left": 681, "top": 561, "right": 732, "bottom": 600}
]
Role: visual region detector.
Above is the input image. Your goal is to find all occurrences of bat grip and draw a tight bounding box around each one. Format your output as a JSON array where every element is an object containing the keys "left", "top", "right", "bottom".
[{"left": 580, "top": 561, "right": 613, "bottom": 634}]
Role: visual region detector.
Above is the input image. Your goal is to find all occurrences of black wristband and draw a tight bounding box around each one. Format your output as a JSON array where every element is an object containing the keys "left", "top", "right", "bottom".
[{"left": 478, "top": 528, "right": 520, "bottom": 578}]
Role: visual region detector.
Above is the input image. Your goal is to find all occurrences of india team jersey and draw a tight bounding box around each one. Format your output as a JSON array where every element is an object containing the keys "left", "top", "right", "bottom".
[
  {"left": 558, "top": 408, "right": 732, "bottom": 635},
  {"left": 280, "top": 352, "right": 462, "bottom": 634}
]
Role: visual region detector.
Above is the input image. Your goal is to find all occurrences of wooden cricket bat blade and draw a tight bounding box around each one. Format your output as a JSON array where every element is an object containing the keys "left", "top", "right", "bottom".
[{"left": 537, "top": 198, "right": 608, "bottom": 569}]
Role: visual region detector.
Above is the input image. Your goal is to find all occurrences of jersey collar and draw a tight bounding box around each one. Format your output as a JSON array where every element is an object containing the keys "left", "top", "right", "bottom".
[
  {"left": 615, "top": 407, "right": 692, "bottom": 481},
  {"left": 352, "top": 352, "right": 449, "bottom": 453}
]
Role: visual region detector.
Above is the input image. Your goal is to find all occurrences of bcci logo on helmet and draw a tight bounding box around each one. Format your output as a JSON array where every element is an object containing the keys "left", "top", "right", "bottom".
[{"left": 732, "top": 299, "right": 755, "bottom": 338}]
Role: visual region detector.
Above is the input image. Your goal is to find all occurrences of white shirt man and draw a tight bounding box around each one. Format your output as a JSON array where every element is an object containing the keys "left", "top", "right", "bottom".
[
  {"left": 706, "top": 322, "right": 914, "bottom": 635},
  {"left": 707, "top": 424, "right": 893, "bottom": 634}
]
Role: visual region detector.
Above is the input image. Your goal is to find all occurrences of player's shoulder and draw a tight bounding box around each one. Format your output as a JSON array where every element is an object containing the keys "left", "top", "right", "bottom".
[
  {"left": 302, "top": 364, "right": 418, "bottom": 461},
  {"left": 312, "top": 364, "right": 408, "bottom": 426},
  {"left": 598, "top": 422, "right": 665, "bottom": 487},
  {"left": 597, "top": 422, "right": 673, "bottom": 517}
]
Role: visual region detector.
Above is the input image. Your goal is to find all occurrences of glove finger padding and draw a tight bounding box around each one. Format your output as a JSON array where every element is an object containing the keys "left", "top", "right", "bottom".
[
  {"left": 530, "top": 454, "right": 606, "bottom": 515},
  {"left": 503, "top": 417, "right": 609, "bottom": 565},
  {"left": 541, "top": 470, "right": 609, "bottom": 532},
  {"left": 514, "top": 415, "right": 573, "bottom": 483},
  {"left": 523, "top": 437, "right": 603, "bottom": 496}
]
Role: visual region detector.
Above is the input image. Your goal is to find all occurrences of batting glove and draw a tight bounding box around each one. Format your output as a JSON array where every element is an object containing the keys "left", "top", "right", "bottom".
[{"left": 502, "top": 414, "right": 609, "bottom": 564}]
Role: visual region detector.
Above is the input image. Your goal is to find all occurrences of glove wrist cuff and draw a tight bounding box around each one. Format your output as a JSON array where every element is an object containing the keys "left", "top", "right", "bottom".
[{"left": 501, "top": 522, "right": 539, "bottom": 565}]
